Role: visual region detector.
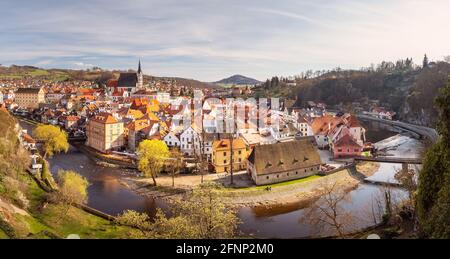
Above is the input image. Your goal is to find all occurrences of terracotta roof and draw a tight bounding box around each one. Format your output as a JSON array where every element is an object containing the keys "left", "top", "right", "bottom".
[
  {"left": 121, "top": 108, "right": 144, "bottom": 119},
  {"left": 345, "top": 115, "right": 362, "bottom": 128},
  {"left": 141, "top": 112, "right": 159, "bottom": 122},
  {"left": 66, "top": 116, "right": 80, "bottom": 122},
  {"left": 248, "top": 139, "right": 321, "bottom": 176},
  {"left": 90, "top": 112, "right": 119, "bottom": 124},
  {"left": 128, "top": 119, "right": 152, "bottom": 131},
  {"left": 107, "top": 79, "right": 118, "bottom": 88},
  {"left": 78, "top": 88, "right": 95, "bottom": 95},
  {"left": 131, "top": 98, "right": 148, "bottom": 108},
  {"left": 23, "top": 133, "right": 36, "bottom": 143},
  {"left": 213, "top": 138, "right": 247, "bottom": 151},
  {"left": 311, "top": 115, "right": 342, "bottom": 135},
  {"left": 112, "top": 87, "right": 124, "bottom": 96},
  {"left": 333, "top": 134, "right": 362, "bottom": 148}
]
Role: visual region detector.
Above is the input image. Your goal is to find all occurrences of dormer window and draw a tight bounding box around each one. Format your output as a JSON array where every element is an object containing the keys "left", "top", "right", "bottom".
[
  {"left": 278, "top": 160, "right": 284, "bottom": 166},
  {"left": 265, "top": 162, "right": 272, "bottom": 168}
]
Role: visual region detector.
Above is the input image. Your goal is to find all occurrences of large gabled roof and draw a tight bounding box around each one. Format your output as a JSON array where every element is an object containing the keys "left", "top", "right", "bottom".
[
  {"left": 248, "top": 139, "right": 321, "bottom": 176},
  {"left": 15, "top": 87, "right": 43, "bottom": 94},
  {"left": 90, "top": 112, "right": 119, "bottom": 124},
  {"left": 212, "top": 138, "right": 247, "bottom": 151},
  {"left": 333, "top": 133, "right": 362, "bottom": 148},
  {"left": 118, "top": 73, "right": 138, "bottom": 88}
]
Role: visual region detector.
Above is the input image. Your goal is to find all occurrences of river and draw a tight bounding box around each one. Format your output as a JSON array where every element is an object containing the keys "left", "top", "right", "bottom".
[{"left": 19, "top": 119, "right": 422, "bottom": 238}]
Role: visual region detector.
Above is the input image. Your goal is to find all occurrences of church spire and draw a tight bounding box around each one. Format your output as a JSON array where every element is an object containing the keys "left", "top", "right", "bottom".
[
  {"left": 137, "top": 59, "right": 144, "bottom": 90},
  {"left": 138, "top": 60, "right": 142, "bottom": 74}
]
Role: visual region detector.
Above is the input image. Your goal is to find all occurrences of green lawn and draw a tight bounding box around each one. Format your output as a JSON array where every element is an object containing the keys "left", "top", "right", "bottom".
[
  {"left": 28, "top": 69, "right": 50, "bottom": 77},
  {"left": 220, "top": 175, "right": 322, "bottom": 195},
  {"left": 0, "top": 229, "right": 9, "bottom": 239},
  {"left": 0, "top": 69, "right": 70, "bottom": 82},
  {"left": 27, "top": 204, "right": 133, "bottom": 239},
  {"left": 239, "top": 175, "right": 321, "bottom": 190}
]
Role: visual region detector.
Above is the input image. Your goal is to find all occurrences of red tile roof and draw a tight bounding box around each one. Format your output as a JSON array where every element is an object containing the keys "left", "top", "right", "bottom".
[{"left": 90, "top": 112, "right": 119, "bottom": 124}]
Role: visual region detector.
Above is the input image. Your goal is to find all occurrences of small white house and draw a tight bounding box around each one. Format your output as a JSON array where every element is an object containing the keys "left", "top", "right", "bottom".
[
  {"left": 164, "top": 131, "right": 181, "bottom": 148},
  {"left": 180, "top": 125, "right": 201, "bottom": 156},
  {"left": 295, "top": 116, "right": 314, "bottom": 137}
]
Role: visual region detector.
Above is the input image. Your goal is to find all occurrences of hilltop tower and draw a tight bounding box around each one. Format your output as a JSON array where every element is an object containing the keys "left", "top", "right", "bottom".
[{"left": 137, "top": 60, "right": 144, "bottom": 89}]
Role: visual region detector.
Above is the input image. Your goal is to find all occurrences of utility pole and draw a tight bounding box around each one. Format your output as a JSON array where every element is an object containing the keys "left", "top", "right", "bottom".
[
  {"left": 229, "top": 103, "right": 237, "bottom": 186},
  {"left": 200, "top": 119, "right": 205, "bottom": 184},
  {"left": 229, "top": 132, "right": 234, "bottom": 185}
]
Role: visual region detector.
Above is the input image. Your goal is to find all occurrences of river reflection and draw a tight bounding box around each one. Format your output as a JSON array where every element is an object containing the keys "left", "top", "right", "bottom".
[
  {"left": 238, "top": 184, "right": 408, "bottom": 238},
  {"left": 48, "top": 146, "right": 169, "bottom": 216}
]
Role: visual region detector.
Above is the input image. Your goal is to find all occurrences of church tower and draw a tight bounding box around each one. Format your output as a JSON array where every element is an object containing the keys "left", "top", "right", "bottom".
[{"left": 137, "top": 60, "right": 144, "bottom": 89}]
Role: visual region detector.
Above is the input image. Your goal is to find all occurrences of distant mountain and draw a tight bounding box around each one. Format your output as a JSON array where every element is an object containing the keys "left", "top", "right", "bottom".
[{"left": 215, "top": 75, "right": 261, "bottom": 85}]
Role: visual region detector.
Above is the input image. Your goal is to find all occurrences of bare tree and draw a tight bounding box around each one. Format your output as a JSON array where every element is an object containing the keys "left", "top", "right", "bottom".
[
  {"left": 301, "top": 182, "right": 354, "bottom": 238},
  {"left": 368, "top": 185, "right": 395, "bottom": 225},
  {"left": 394, "top": 167, "right": 418, "bottom": 202},
  {"left": 394, "top": 166, "right": 419, "bottom": 229},
  {"left": 169, "top": 148, "right": 184, "bottom": 187}
]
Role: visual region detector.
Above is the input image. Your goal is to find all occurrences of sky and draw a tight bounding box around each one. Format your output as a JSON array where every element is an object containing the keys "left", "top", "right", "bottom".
[{"left": 1, "top": 0, "right": 450, "bottom": 81}]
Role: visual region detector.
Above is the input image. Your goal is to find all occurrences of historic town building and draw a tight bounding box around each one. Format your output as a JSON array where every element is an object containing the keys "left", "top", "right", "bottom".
[
  {"left": 212, "top": 138, "right": 249, "bottom": 174},
  {"left": 116, "top": 61, "right": 144, "bottom": 93},
  {"left": 14, "top": 87, "right": 45, "bottom": 109},
  {"left": 247, "top": 139, "right": 322, "bottom": 185},
  {"left": 86, "top": 112, "right": 124, "bottom": 153}
]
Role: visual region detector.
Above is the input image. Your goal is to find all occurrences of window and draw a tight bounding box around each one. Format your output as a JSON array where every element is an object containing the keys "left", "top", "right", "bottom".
[
  {"left": 224, "top": 160, "right": 227, "bottom": 164},
  {"left": 266, "top": 176, "right": 269, "bottom": 180},
  {"left": 223, "top": 152, "right": 227, "bottom": 156},
  {"left": 238, "top": 150, "right": 242, "bottom": 155},
  {"left": 296, "top": 171, "right": 298, "bottom": 175}
]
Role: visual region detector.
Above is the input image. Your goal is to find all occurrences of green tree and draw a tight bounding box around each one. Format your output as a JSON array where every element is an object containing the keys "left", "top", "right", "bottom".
[
  {"left": 417, "top": 76, "right": 450, "bottom": 238},
  {"left": 116, "top": 182, "right": 239, "bottom": 239},
  {"left": 33, "top": 125, "right": 69, "bottom": 158},
  {"left": 53, "top": 170, "right": 89, "bottom": 223},
  {"left": 137, "top": 140, "right": 169, "bottom": 186}
]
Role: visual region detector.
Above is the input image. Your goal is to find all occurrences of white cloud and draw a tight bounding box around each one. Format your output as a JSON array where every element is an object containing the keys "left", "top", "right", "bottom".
[
  {"left": 1, "top": 0, "right": 449, "bottom": 81},
  {"left": 73, "top": 62, "right": 94, "bottom": 68}
]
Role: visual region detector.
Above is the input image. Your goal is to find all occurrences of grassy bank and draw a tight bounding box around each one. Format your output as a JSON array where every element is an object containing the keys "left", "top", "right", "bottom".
[
  {"left": 0, "top": 229, "right": 8, "bottom": 239},
  {"left": 1, "top": 173, "right": 135, "bottom": 239}
]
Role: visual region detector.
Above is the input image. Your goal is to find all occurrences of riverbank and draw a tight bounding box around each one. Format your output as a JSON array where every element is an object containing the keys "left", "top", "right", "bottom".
[{"left": 121, "top": 162, "right": 379, "bottom": 209}]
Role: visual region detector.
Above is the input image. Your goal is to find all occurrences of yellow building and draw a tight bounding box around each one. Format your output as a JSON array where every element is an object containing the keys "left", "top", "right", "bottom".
[
  {"left": 212, "top": 138, "right": 249, "bottom": 173},
  {"left": 86, "top": 112, "right": 124, "bottom": 153},
  {"left": 15, "top": 87, "right": 45, "bottom": 109}
]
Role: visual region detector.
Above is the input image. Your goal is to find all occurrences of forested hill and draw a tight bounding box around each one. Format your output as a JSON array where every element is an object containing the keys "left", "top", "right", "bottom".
[
  {"left": 255, "top": 60, "right": 450, "bottom": 127},
  {"left": 215, "top": 75, "right": 261, "bottom": 85}
]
